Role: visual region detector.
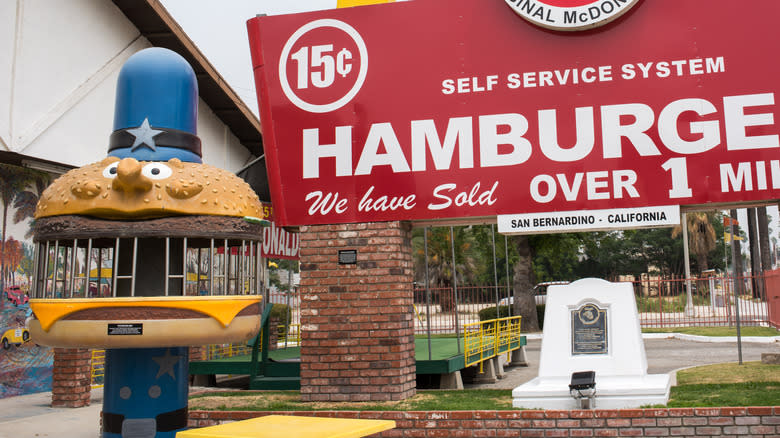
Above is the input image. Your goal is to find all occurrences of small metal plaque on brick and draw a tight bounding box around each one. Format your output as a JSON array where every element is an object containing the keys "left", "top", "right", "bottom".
[
  {"left": 108, "top": 323, "right": 143, "bottom": 336},
  {"left": 338, "top": 249, "right": 358, "bottom": 265}
]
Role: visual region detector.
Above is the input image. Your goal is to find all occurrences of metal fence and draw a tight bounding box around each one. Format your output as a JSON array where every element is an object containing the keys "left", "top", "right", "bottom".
[
  {"left": 414, "top": 274, "right": 774, "bottom": 333},
  {"left": 414, "top": 285, "right": 512, "bottom": 334},
  {"left": 268, "top": 288, "right": 300, "bottom": 340},
  {"left": 626, "top": 274, "right": 771, "bottom": 328}
]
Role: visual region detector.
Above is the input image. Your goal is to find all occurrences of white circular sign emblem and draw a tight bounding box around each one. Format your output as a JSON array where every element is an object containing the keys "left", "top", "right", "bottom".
[
  {"left": 504, "top": 0, "right": 641, "bottom": 31},
  {"left": 279, "top": 19, "right": 368, "bottom": 113}
]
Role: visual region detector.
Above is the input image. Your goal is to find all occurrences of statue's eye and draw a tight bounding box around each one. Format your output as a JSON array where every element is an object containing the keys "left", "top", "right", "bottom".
[
  {"left": 102, "top": 162, "right": 119, "bottom": 179},
  {"left": 141, "top": 163, "right": 172, "bottom": 180}
]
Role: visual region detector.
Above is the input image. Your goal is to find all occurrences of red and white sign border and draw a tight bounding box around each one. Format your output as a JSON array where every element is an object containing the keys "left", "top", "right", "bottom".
[
  {"left": 278, "top": 18, "right": 369, "bottom": 113},
  {"left": 504, "top": 0, "right": 641, "bottom": 31}
]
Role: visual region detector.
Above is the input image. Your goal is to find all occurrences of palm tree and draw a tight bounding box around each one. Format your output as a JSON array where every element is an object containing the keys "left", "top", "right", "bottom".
[
  {"left": 13, "top": 170, "right": 50, "bottom": 238},
  {"left": 412, "top": 226, "right": 478, "bottom": 288},
  {"left": 671, "top": 211, "right": 717, "bottom": 274},
  {"left": 412, "top": 226, "right": 478, "bottom": 312}
]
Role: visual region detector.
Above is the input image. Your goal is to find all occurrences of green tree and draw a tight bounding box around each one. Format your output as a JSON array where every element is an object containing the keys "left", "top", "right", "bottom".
[
  {"left": 511, "top": 235, "right": 538, "bottom": 331},
  {"left": 672, "top": 211, "right": 718, "bottom": 274},
  {"left": 412, "top": 226, "right": 478, "bottom": 288},
  {"left": 19, "top": 242, "right": 36, "bottom": 290},
  {"left": 0, "top": 164, "right": 40, "bottom": 292}
]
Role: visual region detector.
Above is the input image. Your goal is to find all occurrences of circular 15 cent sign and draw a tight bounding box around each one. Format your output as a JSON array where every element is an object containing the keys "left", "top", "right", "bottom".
[{"left": 504, "top": 0, "right": 641, "bottom": 31}]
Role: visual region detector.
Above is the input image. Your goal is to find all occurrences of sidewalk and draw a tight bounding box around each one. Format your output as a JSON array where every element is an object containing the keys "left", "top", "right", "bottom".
[{"left": 0, "top": 387, "right": 103, "bottom": 438}]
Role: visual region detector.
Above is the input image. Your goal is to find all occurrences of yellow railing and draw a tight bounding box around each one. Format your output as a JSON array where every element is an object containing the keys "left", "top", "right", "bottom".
[
  {"left": 91, "top": 349, "right": 105, "bottom": 388},
  {"left": 279, "top": 323, "right": 301, "bottom": 345},
  {"left": 464, "top": 316, "right": 522, "bottom": 371},
  {"left": 206, "top": 342, "right": 253, "bottom": 360}
]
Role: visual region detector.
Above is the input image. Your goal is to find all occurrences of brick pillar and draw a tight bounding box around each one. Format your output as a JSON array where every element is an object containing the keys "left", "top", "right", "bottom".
[
  {"left": 299, "top": 221, "right": 416, "bottom": 402},
  {"left": 189, "top": 346, "right": 207, "bottom": 361},
  {"left": 269, "top": 316, "right": 280, "bottom": 351},
  {"left": 51, "top": 348, "right": 92, "bottom": 408}
]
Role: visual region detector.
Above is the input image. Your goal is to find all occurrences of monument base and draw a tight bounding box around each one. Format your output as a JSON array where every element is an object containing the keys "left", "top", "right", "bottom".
[
  {"left": 511, "top": 278, "right": 671, "bottom": 410},
  {"left": 512, "top": 374, "right": 670, "bottom": 410}
]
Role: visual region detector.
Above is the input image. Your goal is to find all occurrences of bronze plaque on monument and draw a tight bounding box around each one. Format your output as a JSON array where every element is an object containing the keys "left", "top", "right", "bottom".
[{"left": 571, "top": 303, "right": 608, "bottom": 355}]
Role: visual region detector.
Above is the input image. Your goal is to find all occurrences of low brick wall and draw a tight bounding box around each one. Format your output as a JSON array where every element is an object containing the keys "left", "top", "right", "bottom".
[{"left": 188, "top": 407, "right": 780, "bottom": 437}]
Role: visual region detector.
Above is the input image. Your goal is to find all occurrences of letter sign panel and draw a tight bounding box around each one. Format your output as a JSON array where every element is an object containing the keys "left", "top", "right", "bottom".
[{"left": 247, "top": 0, "right": 780, "bottom": 227}]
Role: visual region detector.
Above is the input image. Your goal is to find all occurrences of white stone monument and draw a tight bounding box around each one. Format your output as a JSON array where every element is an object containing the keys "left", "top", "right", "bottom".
[{"left": 512, "top": 278, "right": 670, "bottom": 409}]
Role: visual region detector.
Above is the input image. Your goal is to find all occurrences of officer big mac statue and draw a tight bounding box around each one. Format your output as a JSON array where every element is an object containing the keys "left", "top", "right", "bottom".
[{"left": 28, "top": 48, "right": 266, "bottom": 438}]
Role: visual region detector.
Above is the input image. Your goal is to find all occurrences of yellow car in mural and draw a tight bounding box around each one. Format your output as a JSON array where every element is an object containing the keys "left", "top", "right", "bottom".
[{"left": 1, "top": 327, "right": 30, "bottom": 350}]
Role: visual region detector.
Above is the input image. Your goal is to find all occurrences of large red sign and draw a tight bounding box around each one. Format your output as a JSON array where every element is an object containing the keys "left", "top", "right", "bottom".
[{"left": 248, "top": 0, "right": 780, "bottom": 227}]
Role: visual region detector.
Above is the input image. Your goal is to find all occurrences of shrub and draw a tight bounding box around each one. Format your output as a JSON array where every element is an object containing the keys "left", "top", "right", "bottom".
[
  {"left": 478, "top": 305, "right": 511, "bottom": 321},
  {"left": 269, "top": 303, "right": 291, "bottom": 323}
]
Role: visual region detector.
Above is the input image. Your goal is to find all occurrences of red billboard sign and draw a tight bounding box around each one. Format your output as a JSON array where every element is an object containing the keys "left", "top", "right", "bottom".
[
  {"left": 261, "top": 222, "right": 300, "bottom": 260},
  {"left": 248, "top": 0, "right": 780, "bottom": 227}
]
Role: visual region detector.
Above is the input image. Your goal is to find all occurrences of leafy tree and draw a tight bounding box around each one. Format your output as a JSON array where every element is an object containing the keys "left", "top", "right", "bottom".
[
  {"left": 412, "top": 226, "right": 478, "bottom": 288},
  {"left": 19, "top": 242, "right": 36, "bottom": 290},
  {"left": 0, "top": 164, "right": 41, "bottom": 292},
  {"left": 511, "top": 235, "right": 538, "bottom": 331},
  {"left": 2, "top": 237, "right": 23, "bottom": 287},
  {"left": 268, "top": 259, "right": 298, "bottom": 292}
]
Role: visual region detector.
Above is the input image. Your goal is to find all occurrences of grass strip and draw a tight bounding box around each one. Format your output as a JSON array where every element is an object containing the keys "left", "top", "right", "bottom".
[
  {"left": 190, "top": 389, "right": 514, "bottom": 411},
  {"left": 667, "top": 382, "right": 780, "bottom": 407},
  {"left": 642, "top": 326, "right": 779, "bottom": 337},
  {"left": 676, "top": 361, "right": 780, "bottom": 385}
]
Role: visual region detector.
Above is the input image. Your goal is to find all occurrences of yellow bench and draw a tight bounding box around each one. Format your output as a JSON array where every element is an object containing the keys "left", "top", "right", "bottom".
[{"left": 176, "top": 415, "right": 395, "bottom": 438}]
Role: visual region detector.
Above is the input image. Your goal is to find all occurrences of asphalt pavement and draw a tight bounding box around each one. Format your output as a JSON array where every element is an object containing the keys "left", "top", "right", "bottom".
[{"left": 0, "top": 335, "right": 777, "bottom": 438}]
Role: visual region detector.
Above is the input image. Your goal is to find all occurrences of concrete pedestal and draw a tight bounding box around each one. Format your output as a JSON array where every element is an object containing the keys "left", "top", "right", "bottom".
[
  {"left": 512, "top": 278, "right": 670, "bottom": 409},
  {"left": 472, "top": 358, "right": 497, "bottom": 384},
  {"left": 508, "top": 346, "right": 528, "bottom": 367},
  {"left": 439, "top": 371, "right": 463, "bottom": 389}
]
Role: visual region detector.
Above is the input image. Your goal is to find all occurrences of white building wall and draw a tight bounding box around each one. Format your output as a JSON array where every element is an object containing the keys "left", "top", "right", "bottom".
[{"left": 0, "top": 0, "right": 252, "bottom": 172}]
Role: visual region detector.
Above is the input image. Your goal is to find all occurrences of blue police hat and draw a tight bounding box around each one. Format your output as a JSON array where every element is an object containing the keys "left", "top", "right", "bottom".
[{"left": 108, "top": 48, "right": 202, "bottom": 163}]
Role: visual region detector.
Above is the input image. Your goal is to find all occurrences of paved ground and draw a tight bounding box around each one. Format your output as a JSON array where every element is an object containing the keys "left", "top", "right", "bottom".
[
  {"left": 0, "top": 336, "right": 777, "bottom": 437},
  {"left": 466, "top": 336, "right": 780, "bottom": 389}
]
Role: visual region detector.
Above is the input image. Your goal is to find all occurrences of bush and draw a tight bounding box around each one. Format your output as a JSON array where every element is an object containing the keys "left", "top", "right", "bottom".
[
  {"left": 478, "top": 305, "right": 511, "bottom": 321},
  {"left": 477, "top": 304, "right": 546, "bottom": 331},
  {"left": 269, "top": 303, "right": 291, "bottom": 323}
]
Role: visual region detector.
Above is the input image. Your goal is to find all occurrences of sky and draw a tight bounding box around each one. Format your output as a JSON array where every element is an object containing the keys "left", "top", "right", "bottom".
[
  {"left": 156, "top": 0, "right": 779, "bottom": 261},
  {"left": 160, "top": 0, "right": 361, "bottom": 116}
]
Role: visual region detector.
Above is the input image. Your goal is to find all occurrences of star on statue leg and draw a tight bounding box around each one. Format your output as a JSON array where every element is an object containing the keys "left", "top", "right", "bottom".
[
  {"left": 153, "top": 349, "right": 181, "bottom": 380},
  {"left": 127, "top": 118, "right": 163, "bottom": 151}
]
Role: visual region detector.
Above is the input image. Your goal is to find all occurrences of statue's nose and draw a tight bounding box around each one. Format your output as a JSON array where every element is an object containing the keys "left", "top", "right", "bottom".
[{"left": 112, "top": 158, "right": 152, "bottom": 193}]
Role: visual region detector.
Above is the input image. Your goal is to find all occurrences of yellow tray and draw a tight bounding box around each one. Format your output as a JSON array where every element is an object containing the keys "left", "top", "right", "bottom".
[{"left": 176, "top": 415, "right": 395, "bottom": 438}]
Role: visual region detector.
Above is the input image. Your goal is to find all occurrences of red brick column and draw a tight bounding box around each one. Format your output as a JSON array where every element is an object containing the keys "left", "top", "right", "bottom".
[
  {"left": 269, "top": 316, "right": 280, "bottom": 351},
  {"left": 189, "top": 346, "right": 207, "bottom": 361},
  {"left": 51, "top": 348, "right": 92, "bottom": 408},
  {"left": 299, "top": 221, "right": 416, "bottom": 402}
]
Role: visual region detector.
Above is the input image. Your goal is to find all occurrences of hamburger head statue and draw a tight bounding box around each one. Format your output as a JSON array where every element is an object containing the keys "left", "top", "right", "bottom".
[{"left": 28, "top": 48, "right": 267, "bottom": 438}]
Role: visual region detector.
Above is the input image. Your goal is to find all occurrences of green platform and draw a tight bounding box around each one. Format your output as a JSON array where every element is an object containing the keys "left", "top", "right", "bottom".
[{"left": 189, "top": 334, "right": 526, "bottom": 389}]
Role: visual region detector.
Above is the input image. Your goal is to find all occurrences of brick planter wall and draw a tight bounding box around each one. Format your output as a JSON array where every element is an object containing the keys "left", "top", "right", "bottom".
[
  {"left": 51, "top": 348, "right": 92, "bottom": 408},
  {"left": 269, "top": 316, "right": 279, "bottom": 351},
  {"left": 188, "top": 408, "right": 780, "bottom": 437},
  {"left": 298, "top": 221, "right": 416, "bottom": 402}
]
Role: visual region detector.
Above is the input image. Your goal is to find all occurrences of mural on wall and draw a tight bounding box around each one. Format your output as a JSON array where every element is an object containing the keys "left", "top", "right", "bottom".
[{"left": 0, "top": 163, "right": 54, "bottom": 398}]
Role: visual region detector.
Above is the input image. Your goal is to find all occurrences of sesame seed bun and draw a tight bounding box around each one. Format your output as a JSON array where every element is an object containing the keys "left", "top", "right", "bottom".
[{"left": 35, "top": 157, "right": 264, "bottom": 220}]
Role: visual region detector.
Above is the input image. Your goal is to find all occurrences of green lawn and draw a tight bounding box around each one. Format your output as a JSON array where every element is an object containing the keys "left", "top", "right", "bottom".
[
  {"left": 665, "top": 361, "right": 780, "bottom": 407},
  {"left": 189, "top": 389, "right": 514, "bottom": 411},
  {"left": 667, "top": 382, "right": 780, "bottom": 407},
  {"left": 643, "top": 326, "right": 779, "bottom": 337},
  {"left": 190, "top": 361, "right": 780, "bottom": 410}
]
